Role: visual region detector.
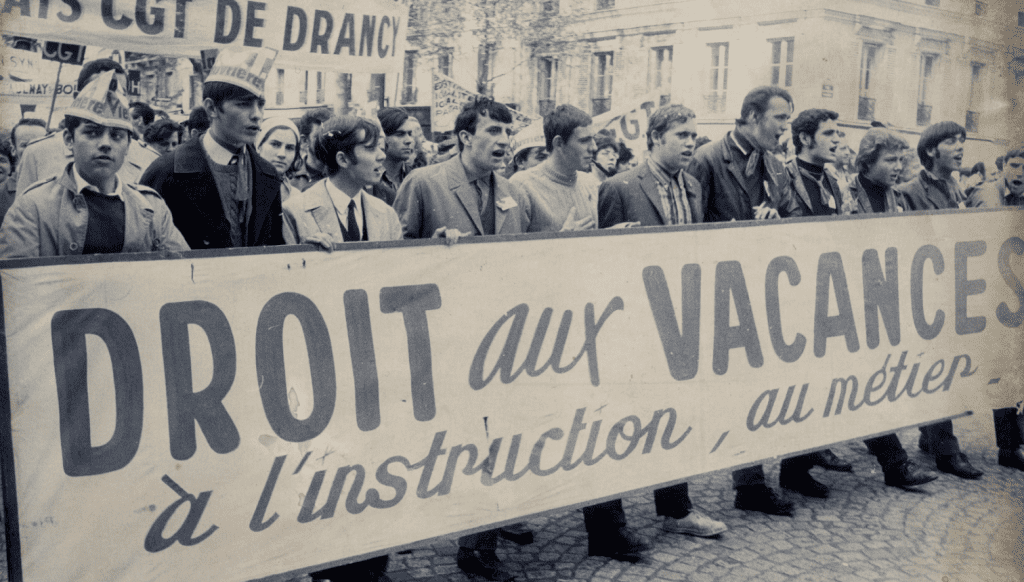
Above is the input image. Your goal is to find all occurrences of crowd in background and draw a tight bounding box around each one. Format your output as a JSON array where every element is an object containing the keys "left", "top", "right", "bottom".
[{"left": 0, "top": 51, "right": 1021, "bottom": 582}]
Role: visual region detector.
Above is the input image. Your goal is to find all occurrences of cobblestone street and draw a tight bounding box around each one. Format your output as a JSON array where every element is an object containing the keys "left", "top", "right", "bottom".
[{"left": 376, "top": 412, "right": 1022, "bottom": 582}]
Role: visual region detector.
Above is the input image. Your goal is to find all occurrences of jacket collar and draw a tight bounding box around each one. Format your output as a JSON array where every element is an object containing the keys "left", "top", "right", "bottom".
[{"left": 173, "top": 134, "right": 278, "bottom": 179}]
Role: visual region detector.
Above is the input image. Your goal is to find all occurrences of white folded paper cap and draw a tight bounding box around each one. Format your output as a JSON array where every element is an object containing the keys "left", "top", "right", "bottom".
[
  {"left": 63, "top": 69, "right": 133, "bottom": 132},
  {"left": 511, "top": 124, "right": 546, "bottom": 158},
  {"left": 205, "top": 47, "right": 279, "bottom": 98}
]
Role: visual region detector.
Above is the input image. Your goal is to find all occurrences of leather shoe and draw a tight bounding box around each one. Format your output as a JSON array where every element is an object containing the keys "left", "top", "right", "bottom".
[
  {"left": 734, "top": 485, "right": 795, "bottom": 516},
  {"left": 884, "top": 460, "right": 938, "bottom": 488},
  {"left": 498, "top": 523, "right": 534, "bottom": 545},
  {"left": 587, "top": 527, "right": 648, "bottom": 562},
  {"left": 813, "top": 449, "right": 853, "bottom": 472},
  {"left": 779, "top": 471, "right": 830, "bottom": 498},
  {"left": 936, "top": 453, "right": 983, "bottom": 479},
  {"left": 998, "top": 448, "right": 1024, "bottom": 471},
  {"left": 457, "top": 548, "right": 515, "bottom": 581}
]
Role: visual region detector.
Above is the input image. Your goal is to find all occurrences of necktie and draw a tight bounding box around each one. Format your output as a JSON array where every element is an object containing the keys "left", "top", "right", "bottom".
[
  {"left": 745, "top": 149, "right": 761, "bottom": 179},
  {"left": 345, "top": 199, "right": 359, "bottom": 242}
]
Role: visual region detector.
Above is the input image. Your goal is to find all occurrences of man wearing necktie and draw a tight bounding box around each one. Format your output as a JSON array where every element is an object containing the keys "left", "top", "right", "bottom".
[
  {"left": 282, "top": 115, "right": 402, "bottom": 249},
  {"left": 688, "top": 86, "right": 797, "bottom": 516},
  {"left": 393, "top": 98, "right": 531, "bottom": 581},
  {"left": 141, "top": 47, "right": 284, "bottom": 250}
]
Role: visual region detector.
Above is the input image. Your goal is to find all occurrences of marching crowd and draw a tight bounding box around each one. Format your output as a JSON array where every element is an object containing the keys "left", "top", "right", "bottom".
[{"left": 0, "top": 47, "right": 1021, "bottom": 582}]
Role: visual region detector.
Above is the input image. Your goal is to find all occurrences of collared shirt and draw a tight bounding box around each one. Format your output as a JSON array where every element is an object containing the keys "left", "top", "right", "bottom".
[
  {"left": 324, "top": 179, "right": 365, "bottom": 238},
  {"left": 73, "top": 164, "right": 123, "bottom": 199},
  {"left": 920, "top": 168, "right": 966, "bottom": 208},
  {"left": 380, "top": 162, "right": 409, "bottom": 192},
  {"left": 647, "top": 158, "right": 692, "bottom": 225},
  {"left": 203, "top": 132, "right": 240, "bottom": 165}
]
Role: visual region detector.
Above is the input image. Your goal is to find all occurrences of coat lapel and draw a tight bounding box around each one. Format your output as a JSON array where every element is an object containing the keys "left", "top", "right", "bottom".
[
  {"left": 447, "top": 158, "right": 485, "bottom": 235},
  {"left": 363, "top": 195, "right": 385, "bottom": 241},
  {"left": 307, "top": 182, "right": 344, "bottom": 241},
  {"left": 638, "top": 165, "right": 667, "bottom": 224}
]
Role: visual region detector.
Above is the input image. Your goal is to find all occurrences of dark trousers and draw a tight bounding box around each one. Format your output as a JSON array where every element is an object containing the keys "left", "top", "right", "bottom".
[
  {"left": 310, "top": 555, "right": 389, "bottom": 582},
  {"left": 864, "top": 433, "right": 908, "bottom": 472},
  {"left": 459, "top": 529, "right": 499, "bottom": 551},
  {"left": 731, "top": 452, "right": 819, "bottom": 488},
  {"left": 994, "top": 407, "right": 1024, "bottom": 450},
  {"left": 582, "top": 482, "right": 691, "bottom": 535},
  {"left": 919, "top": 419, "right": 960, "bottom": 456}
]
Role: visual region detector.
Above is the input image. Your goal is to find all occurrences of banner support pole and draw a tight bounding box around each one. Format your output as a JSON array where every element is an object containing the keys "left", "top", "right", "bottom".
[{"left": 44, "top": 61, "right": 64, "bottom": 131}]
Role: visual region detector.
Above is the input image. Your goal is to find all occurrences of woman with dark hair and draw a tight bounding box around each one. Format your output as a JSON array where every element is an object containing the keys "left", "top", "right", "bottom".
[
  {"left": 142, "top": 119, "right": 182, "bottom": 156},
  {"left": 592, "top": 129, "right": 619, "bottom": 182}
]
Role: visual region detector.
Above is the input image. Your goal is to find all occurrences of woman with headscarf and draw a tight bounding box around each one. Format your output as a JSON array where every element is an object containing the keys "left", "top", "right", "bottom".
[{"left": 256, "top": 117, "right": 302, "bottom": 203}]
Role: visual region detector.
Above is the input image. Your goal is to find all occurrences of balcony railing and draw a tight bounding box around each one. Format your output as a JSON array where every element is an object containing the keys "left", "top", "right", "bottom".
[
  {"left": 858, "top": 96, "right": 875, "bottom": 121},
  {"left": 917, "top": 103, "right": 932, "bottom": 126},
  {"left": 965, "top": 110, "right": 980, "bottom": 133}
]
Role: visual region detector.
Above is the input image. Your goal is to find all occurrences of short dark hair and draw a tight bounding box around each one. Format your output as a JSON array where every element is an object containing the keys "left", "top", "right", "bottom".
[
  {"left": 377, "top": 107, "right": 411, "bottom": 136},
  {"left": 917, "top": 121, "right": 966, "bottom": 170},
  {"left": 298, "top": 108, "right": 334, "bottom": 138},
  {"left": 1005, "top": 147, "right": 1024, "bottom": 163},
  {"left": 856, "top": 128, "right": 908, "bottom": 175},
  {"left": 995, "top": 155, "right": 1005, "bottom": 171},
  {"left": 543, "top": 105, "right": 591, "bottom": 151},
  {"left": 77, "top": 59, "right": 125, "bottom": 91},
  {"left": 144, "top": 119, "right": 182, "bottom": 146},
  {"left": 647, "top": 104, "right": 696, "bottom": 150},
  {"left": 454, "top": 97, "right": 512, "bottom": 151},
  {"left": 311, "top": 115, "right": 381, "bottom": 175},
  {"left": 512, "top": 146, "right": 545, "bottom": 173},
  {"left": 0, "top": 141, "right": 13, "bottom": 166},
  {"left": 129, "top": 102, "right": 156, "bottom": 126},
  {"left": 11, "top": 118, "right": 47, "bottom": 148},
  {"left": 790, "top": 109, "right": 839, "bottom": 154},
  {"left": 187, "top": 106, "right": 211, "bottom": 134},
  {"left": 594, "top": 129, "right": 618, "bottom": 154},
  {"left": 202, "top": 81, "right": 265, "bottom": 110},
  {"left": 617, "top": 143, "right": 634, "bottom": 166},
  {"left": 737, "top": 86, "right": 792, "bottom": 125}
]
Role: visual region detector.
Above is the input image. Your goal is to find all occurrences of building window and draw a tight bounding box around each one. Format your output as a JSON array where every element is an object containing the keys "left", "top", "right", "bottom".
[
  {"left": 339, "top": 73, "right": 352, "bottom": 113},
  {"left": 369, "top": 73, "right": 386, "bottom": 108},
  {"left": 707, "top": 43, "right": 728, "bottom": 114},
  {"left": 975, "top": 1, "right": 986, "bottom": 16},
  {"left": 478, "top": 44, "right": 495, "bottom": 96},
  {"left": 917, "top": 54, "right": 936, "bottom": 126},
  {"left": 858, "top": 43, "right": 880, "bottom": 121},
  {"left": 967, "top": 62, "right": 984, "bottom": 132},
  {"left": 316, "top": 71, "right": 324, "bottom": 104},
  {"left": 543, "top": 0, "right": 559, "bottom": 14},
  {"left": 537, "top": 57, "right": 557, "bottom": 116},
  {"left": 769, "top": 38, "right": 794, "bottom": 88},
  {"left": 1019, "top": 11, "right": 1023, "bottom": 27},
  {"left": 276, "top": 68, "right": 284, "bottom": 106},
  {"left": 300, "top": 71, "right": 308, "bottom": 105},
  {"left": 597, "top": 0, "right": 614, "bottom": 9},
  {"left": 592, "top": 51, "right": 613, "bottom": 115},
  {"left": 650, "top": 46, "right": 672, "bottom": 105},
  {"left": 438, "top": 48, "right": 453, "bottom": 77},
  {"left": 402, "top": 51, "right": 418, "bottom": 104},
  {"left": 925, "top": 0, "right": 939, "bottom": 6}
]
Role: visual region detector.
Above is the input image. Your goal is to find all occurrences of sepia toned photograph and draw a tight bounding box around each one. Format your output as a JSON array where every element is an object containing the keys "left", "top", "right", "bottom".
[{"left": 0, "top": 1, "right": 1021, "bottom": 581}]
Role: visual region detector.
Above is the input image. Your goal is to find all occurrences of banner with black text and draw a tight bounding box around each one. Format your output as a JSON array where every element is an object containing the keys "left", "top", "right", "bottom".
[{"left": 1, "top": 209, "right": 1022, "bottom": 581}]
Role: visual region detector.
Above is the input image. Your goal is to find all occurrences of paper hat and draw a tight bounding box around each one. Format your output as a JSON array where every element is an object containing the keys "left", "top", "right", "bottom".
[
  {"left": 205, "top": 47, "right": 279, "bottom": 97},
  {"left": 63, "top": 69, "right": 133, "bottom": 131},
  {"left": 511, "top": 124, "right": 546, "bottom": 157}
]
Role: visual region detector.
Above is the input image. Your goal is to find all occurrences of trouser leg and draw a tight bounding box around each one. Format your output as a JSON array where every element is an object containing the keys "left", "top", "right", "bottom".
[
  {"left": 653, "top": 482, "right": 691, "bottom": 519},
  {"left": 994, "top": 407, "right": 1024, "bottom": 450},
  {"left": 732, "top": 465, "right": 766, "bottom": 489},
  {"left": 919, "top": 420, "right": 960, "bottom": 456},
  {"left": 311, "top": 556, "right": 389, "bottom": 582},
  {"left": 864, "top": 434, "right": 908, "bottom": 472},
  {"left": 459, "top": 530, "right": 498, "bottom": 551}
]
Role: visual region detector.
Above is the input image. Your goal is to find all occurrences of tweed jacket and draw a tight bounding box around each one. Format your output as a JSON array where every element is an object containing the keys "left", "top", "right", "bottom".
[{"left": 393, "top": 155, "right": 532, "bottom": 239}]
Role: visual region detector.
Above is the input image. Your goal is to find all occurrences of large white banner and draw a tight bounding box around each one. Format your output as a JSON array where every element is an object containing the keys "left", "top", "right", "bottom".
[
  {"left": 2, "top": 210, "right": 1022, "bottom": 581},
  {"left": 431, "top": 72, "right": 536, "bottom": 133},
  {"left": 0, "top": 0, "right": 408, "bottom": 74}
]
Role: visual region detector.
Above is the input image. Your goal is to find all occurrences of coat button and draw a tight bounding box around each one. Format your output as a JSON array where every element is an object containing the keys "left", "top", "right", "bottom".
[
  {"left": 202, "top": 239, "right": 210, "bottom": 246},
  {"left": 69, "top": 242, "right": 78, "bottom": 251}
]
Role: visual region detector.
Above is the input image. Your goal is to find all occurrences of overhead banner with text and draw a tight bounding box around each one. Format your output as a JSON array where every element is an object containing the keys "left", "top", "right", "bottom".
[
  {"left": 2, "top": 210, "right": 1023, "bottom": 581},
  {"left": 0, "top": 0, "right": 408, "bottom": 74},
  {"left": 431, "top": 72, "right": 536, "bottom": 133},
  {"left": 591, "top": 91, "right": 667, "bottom": 154}
]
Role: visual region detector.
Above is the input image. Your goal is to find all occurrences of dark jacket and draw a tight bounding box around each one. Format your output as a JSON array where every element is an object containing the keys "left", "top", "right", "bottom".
[
  {"left": 688, "top": 131, "right": 793, "bottom": 222},
  {"left": 966, "top": 179, "right": 1024, "bottom": 208},
  {"left": 779, "top": 159, "right": 845, "bottom": 217},
  {"left": 895, "top": 169, "right": 963, "bottom": 211},
  {"left": 140, "top": 136, "right": 284, "bottom": 249},
  {"left": 598, "top": 161, "right": 703, "bottom": 227},
  {"left": 847, "top": 174, "right": 904, "bottom": 215}
]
